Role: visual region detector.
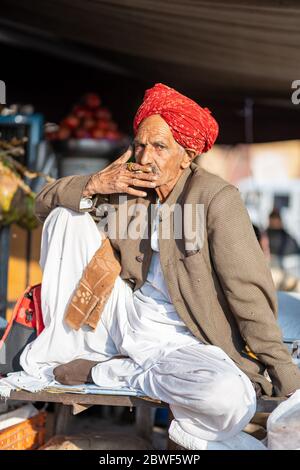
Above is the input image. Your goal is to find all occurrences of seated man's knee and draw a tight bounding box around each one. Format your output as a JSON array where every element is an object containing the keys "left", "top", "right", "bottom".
[
  {"left": 208, "top": 371, "right": 255, "bottom": 421},
  {"left": 46, "top": 206, "right": 84, "bottom": 222},
  {"left": 44, "top": 206, "right": 95, "bottom": 234}
]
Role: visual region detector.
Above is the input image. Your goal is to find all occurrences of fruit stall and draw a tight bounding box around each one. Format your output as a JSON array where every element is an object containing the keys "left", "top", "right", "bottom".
[{"left": 0, "top": 92, "right": 129, "bottom": 324}]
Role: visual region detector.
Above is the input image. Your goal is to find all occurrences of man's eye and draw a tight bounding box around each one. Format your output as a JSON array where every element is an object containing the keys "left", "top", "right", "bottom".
[
  {"left": 135, "top": 144, "right": 144, "bottom": 151},
  {"left": 156, "top": 144, "right": 165, "bottom": 150}
]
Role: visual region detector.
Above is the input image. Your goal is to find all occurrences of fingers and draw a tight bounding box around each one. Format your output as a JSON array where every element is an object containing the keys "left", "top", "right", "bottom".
[
  {"left": 125, "top": 162, "right": 159, "bottom": 174},
  {"left": 126, "top": 162, "right": 152, "bottom": 173},
  {"left": 134, "top": 164, "right": 159, "bottom": 176},
  {"left": 123, "top": 170, "right": 159, "bottom": 181},
  {"left": 125, "top": 187, "right": 147, "bottom": 197},
  {"left": 118, "top": 180, "right": 148, "bottom": 197},
  {"left": 122, "top": 177, "right": 157, "bottom": 189},
  {"left": 115, "top": 146, "right": 134, "bottom": 164}
]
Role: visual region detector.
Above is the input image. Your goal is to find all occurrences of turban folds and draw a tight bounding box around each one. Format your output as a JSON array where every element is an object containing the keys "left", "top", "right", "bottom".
[{"left": 133, "top": 83, "right": 219, "bottom": 155}]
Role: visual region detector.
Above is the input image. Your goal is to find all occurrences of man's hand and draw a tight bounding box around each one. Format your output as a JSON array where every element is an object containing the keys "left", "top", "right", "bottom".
[{"left": 83, "top": 146, "right": 158, "bottom": 198}]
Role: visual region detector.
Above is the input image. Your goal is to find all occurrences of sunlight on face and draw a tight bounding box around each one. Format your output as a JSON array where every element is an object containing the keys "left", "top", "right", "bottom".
[{"left": 134, "top": 115, "right": 187, "bottom": 186}]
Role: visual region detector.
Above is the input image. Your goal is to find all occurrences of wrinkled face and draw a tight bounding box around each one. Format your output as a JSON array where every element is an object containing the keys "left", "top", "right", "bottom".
[{"left": 133, "top": 114, "right": 191, "bottom": 186}]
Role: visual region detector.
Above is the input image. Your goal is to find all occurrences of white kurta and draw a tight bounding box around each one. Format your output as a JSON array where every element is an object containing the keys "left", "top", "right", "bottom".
[
  {"left": 107, "top": 199, "right": 200, "bottom": 371},
  {"left": 14, "top": 206, "right": 258, "bottom": 449}
]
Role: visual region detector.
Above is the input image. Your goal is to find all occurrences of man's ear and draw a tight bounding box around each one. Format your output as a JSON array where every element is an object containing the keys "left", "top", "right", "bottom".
[{"left": 180, "top": 148, "right": 197, "bottom": 168}]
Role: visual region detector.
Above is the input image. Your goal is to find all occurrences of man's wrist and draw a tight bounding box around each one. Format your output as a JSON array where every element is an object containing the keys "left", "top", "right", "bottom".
[
  {"left": 82, "top": 174, "right": 97, "bottom": 197},
  {"left": 79, "top": 197, "right": 94, "bottom": 210}
]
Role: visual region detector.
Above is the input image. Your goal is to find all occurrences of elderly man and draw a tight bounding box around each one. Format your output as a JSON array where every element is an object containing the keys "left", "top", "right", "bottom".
[{"left": 21, "top": 84, "right": 300, "bottom": 449}]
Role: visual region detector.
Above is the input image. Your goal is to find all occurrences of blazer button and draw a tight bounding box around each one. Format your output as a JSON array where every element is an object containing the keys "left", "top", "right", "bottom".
[{"left": 135, "top": 255, "right": 143, "bottom": 263}]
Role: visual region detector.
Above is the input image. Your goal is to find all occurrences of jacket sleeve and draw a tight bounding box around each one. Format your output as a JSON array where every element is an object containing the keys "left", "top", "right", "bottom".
[
  {"left": 207, "top": 184, "right": 300, "bottom": 396},
  {"left": 35, "top": 175, "right": 96, "bottom": 222}
]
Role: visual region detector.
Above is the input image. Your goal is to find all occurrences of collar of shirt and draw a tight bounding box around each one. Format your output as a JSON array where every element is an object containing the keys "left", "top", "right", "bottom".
[{"left": 150, "top": 199, "right": 161, "bottom": 252}]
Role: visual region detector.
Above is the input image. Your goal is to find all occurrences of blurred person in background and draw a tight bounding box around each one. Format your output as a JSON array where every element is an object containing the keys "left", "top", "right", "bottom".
[
  {"left": 267, "top": 208, "right": 300, "bottom": 258},
  {"left": 253, "top": 224, "right": 300, "bottom": 293}
]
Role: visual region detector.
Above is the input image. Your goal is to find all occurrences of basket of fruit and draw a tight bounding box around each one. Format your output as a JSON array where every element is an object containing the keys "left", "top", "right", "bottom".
[
  {"left": 0, "top": 137, "right": 54, "bottom": 230},
  {"left": 47, "top": 93, "right": 130, "bottom": 177}
]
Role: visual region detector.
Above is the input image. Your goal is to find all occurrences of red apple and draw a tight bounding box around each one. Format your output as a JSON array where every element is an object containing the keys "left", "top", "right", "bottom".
[
  {"left": 72, "top": 106, "right": 86, "bottom": 118},
  {"left": 57, "top": 127, "right": 71, "bottom": 140},
  {"left": 82, "top": 118, "right": 96, "bottom": 130},
  {"left": 108, "top": 122, "right": 118, "bottom": 131},
  {"left": 62, "top": 115, "right": 80, "bottom": 129},
  {"left": 95, "top": 107, "right": 112, "bottom": 120},
  {"left": 91, "top": 128, "right": 104, "bottom": 139},
  {"left": 105, "top": 131, "right": 120, "bottom": 140},
  {"left": 74, "top": 128, "right": 91, "bottom": 139},
  {"left": 84, "top": 93, "right": 101, "bottom": 109},
  {"left": 97, "top": 120, "right": 110, "bottom": 131}
]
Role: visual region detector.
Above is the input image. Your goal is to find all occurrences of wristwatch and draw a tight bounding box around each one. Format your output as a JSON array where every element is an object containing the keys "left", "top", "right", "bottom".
[{"left": 79, "top": 197, "right": 94, "bottom": 210}]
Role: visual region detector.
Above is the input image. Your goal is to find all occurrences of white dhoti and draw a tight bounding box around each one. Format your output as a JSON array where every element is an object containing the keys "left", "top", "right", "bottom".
[{"left": 19, "top": 207, "right": 257, "bottom": 450}]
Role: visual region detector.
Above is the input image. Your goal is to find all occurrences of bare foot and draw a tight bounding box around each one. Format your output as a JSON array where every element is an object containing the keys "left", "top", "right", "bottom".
[{"left": 53, "top": 359, "right": 99, "bottom": 385}]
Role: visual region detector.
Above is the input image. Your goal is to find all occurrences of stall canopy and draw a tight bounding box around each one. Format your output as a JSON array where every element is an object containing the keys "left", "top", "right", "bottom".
[
  {"left": 1, "top": 0, "right": 300, "bottom": 143},
  {"left": 1, "top": 0, "right": 300, "bottom": 97}
]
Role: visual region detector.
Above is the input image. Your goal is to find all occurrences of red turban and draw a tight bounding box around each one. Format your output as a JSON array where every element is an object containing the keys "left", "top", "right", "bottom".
[{"left": 133, "top": 83, "right": 219, "bottom": 155}]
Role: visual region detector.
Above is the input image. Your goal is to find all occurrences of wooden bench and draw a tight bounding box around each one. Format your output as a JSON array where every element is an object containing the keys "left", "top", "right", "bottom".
[
  {"left": 1, "top": 390, "right": 285, "bottom": 447},
  {"left": 2, "top": 390, "right": 167, "bottom": 443}
]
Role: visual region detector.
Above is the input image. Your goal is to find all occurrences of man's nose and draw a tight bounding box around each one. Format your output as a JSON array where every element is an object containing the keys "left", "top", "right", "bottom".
[{"left": 140, "top": 146, "right": 154, "bottom": 165}]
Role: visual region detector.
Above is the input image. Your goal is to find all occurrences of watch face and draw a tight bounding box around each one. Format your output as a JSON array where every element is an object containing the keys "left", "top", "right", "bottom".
[{"left": 80, "top": 197, "right": 93, "bottom": 209}]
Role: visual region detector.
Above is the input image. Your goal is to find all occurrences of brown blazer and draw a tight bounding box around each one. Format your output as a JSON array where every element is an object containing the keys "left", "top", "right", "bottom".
[{"left": 35, "top": 160, "right": 300, "bottom": 397}]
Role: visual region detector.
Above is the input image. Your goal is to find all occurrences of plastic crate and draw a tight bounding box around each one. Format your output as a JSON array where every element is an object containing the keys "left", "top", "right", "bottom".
[{"left": 0, "top": 410, "right": 46, "bottom": 450}]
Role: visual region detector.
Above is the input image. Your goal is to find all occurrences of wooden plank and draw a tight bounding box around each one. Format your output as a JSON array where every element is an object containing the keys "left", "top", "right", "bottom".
[
  {"left": 54, "top": 404, "right": 73, "bottom": 435},
  {"left": 72, "top": 403, "right": 93, "bottom": 415},
  {"left": 5, "top": 390, "right": 167, "bottom": 408},
  {"left": 135, "top": 407, "right": 156, "bottom": 442},
  {"left": 1, "top": 390, "right": 285, "bottom": 413}
]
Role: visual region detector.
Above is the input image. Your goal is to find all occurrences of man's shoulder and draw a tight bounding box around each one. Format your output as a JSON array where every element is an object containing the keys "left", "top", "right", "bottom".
[{"left": 188, "top": 163, "right": 237, "bottom": 202}]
